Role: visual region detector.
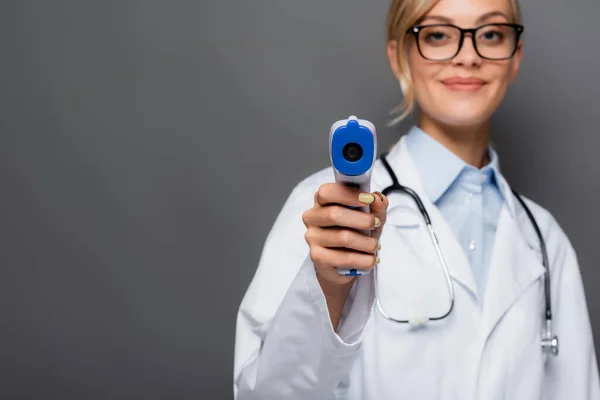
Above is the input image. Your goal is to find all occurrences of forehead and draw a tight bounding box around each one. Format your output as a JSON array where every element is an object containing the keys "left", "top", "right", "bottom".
[{"left": 425, "top": 0, "right": 513, "bottom": 24}]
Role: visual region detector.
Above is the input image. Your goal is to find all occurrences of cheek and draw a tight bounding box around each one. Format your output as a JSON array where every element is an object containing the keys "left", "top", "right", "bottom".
[{"left": 408, "top": 51, "right": 444, "bottom": 93}]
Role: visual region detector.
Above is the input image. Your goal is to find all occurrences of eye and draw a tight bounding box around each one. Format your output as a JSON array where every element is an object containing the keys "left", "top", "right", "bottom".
[
  {"left": 425, "top": 31, "right": 448, "bottom": 41},
  {"left": 485, "top": 31, "right": 502, "bottom": 40},
  {"left": 478, "top": 28, "right": 506, "bottom": 43},
  {"left": 420, "top": 26, "right": 457, "bottom": 45}
]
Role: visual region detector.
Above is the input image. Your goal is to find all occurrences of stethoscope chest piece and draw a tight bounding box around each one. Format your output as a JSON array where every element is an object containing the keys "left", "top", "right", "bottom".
[{"left": 541, "top": 320, "right": 559, "bottom": 355}]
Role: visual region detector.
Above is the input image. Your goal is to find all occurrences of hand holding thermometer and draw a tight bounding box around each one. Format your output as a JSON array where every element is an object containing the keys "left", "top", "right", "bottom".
[{"left": 329, "top": 115, "right": 378, "bottom": 276}]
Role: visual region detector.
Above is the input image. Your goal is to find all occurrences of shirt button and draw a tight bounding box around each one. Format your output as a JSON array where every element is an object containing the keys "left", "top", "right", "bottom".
[
  {"left": 469, "top": 240, "right": 476, "bottom": 251},
  {"left": 466, "top": 193, "right": 473, "bottom": 203},
  {"left": 480, "top": 174, "right": 487, "bottom": 183}
]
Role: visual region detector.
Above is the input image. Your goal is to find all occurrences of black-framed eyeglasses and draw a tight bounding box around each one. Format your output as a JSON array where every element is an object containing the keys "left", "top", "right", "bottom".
[{"left": 408, "top": 23, "right": 524, "bottom": 61}]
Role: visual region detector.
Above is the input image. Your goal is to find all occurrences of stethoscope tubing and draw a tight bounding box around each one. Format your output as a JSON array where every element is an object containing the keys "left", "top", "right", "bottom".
[{"left": 377, "top": 152, "right": 554, "bottom": 352}]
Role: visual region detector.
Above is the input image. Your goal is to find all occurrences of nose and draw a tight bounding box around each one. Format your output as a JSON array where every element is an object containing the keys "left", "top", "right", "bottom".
[{"left": 452, "top": 33, "right": 482, "bottom": 67}]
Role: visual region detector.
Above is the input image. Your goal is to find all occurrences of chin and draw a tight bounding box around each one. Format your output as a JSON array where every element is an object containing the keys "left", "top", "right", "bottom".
[
  {"left": 441, "top": 109, "right": 491, "bottom": 127},
  {"left": 424, "top": 103, "right": 493, "bottom": 128}
]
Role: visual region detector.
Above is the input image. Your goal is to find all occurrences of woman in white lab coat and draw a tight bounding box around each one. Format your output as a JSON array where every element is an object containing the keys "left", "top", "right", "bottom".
[{"left": 234, "top": 0, "right": 600, "bottom": 398}]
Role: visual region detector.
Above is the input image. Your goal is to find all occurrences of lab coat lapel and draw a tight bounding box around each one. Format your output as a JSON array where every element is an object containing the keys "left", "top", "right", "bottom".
[
  {"left": 479, "top": 204, "right": 546, "bottom": 344},
  {"left": 372, "top": 137, "right": 478, "bottom": 298}
]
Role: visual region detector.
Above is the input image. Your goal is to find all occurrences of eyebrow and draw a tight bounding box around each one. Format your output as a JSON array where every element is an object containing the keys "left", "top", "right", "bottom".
[{"left": 420, "top": 11, "right": 510, "bottom": 25}]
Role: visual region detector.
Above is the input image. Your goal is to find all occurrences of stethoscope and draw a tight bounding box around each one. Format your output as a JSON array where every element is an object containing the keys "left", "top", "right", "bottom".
[{"left": 376, "top": 152, "right": 559, "bottom": 356}]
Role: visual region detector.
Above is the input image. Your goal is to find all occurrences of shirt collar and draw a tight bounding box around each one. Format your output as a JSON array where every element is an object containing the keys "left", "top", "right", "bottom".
[{"left": 403, "top": 125, "right": 511, "bottom": 213}]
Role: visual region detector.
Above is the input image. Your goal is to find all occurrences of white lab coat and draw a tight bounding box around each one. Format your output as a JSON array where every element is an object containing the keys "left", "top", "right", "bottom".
[{"left": 233, "top": 135, "right": 600, "bottom": 400}]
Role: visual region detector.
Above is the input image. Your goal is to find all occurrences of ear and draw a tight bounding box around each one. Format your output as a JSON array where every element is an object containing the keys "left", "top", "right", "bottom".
[
  {"left": 387, "top": 40, "right": 401, "bottom": 78},
  {"left": 508, "top": 40, "right": 523, "bottom": 84}
]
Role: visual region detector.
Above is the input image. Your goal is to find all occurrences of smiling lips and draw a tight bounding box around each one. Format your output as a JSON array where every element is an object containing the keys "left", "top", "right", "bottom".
[{"left": 441, "top": 76, "right": 486, "bottom": 92}]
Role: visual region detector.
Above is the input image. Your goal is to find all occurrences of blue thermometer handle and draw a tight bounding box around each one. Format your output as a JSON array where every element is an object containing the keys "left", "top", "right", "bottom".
[{"left": 328, "top": 115, "right": 377, "bottom": 276}]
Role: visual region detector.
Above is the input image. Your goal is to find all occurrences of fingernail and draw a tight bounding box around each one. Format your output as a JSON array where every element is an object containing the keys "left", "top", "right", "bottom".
[
  {"left": 377, "top": 243, "right": 381, "bottom": 251},
  {"left": 358, "top": 193, "right": 375, "bottom": 204},
  {"left": 375, "top": 256, "right": 380, "bottom": 265},
  {"left": 373, "top": 217, "right": 381, "bottom": 228},
  {"left": 373, "top": 191, "right": 385, "bottom": 202}
]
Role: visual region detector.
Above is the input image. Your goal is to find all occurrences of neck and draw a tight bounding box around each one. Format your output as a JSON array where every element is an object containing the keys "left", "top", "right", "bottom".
[{"left": 418, "top": 113, "right": 491, "bottom": 169}]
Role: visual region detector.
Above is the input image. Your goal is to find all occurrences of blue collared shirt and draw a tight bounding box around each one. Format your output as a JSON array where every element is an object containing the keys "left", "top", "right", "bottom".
[{"left": 405, "top": 126, "right": 505, "bottom": 302}]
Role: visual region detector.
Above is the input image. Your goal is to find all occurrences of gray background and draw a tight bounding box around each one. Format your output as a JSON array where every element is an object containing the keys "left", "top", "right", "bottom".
[{"left": 1, "top": 0, "right": 598, "bottom": 399}]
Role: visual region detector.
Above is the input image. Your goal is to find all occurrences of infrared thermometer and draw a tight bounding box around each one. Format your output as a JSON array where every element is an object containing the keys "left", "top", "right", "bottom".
[{"left": 329, "top": 115, "right": 378, "bottom": 276}]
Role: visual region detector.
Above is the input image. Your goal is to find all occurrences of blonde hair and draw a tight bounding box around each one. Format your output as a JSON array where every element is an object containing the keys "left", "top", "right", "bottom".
[{"left": 386, "top": 0, "right": 522, "bottom": 125}]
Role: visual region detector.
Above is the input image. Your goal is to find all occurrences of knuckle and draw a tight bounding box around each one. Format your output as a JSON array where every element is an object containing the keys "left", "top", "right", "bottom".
[
  {"left": 318, "top": 184, "right": 332, "bottom": 201},
  {"left": 315, "top": 186, "right": 323, "bottom": 203},
  {"left": 309, "top": 246, "right": 324, "bottom": 265},
  {"left": 326, "top": 206, "right": 340, "bottom": 224},
  {"left": 338, "top": 229, "right": 353, "bottom": 247},
  {"left": 304, "top": 229, "right": 313, "bottom": 244},
  {"left": 301, "top": 211, "right": 309, "bottom": 227}
]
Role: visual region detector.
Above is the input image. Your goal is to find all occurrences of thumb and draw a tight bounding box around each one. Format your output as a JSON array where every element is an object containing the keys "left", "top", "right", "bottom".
[{"left": 369, "top": 191, "right": 389, "bottom": 241}]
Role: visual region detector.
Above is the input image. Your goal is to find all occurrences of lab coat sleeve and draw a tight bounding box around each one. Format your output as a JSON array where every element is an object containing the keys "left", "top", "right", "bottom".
[
  {"left": 543, "top": 219, "right": 600, "bottom": 399},
  {"left": 233, "top": 180, "right": 376, "bottom": 400}
]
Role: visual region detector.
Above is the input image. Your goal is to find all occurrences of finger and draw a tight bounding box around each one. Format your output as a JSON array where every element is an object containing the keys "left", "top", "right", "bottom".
[
  {"left": 369, "top": 191, "right": 389, "bottom": 241},
  {"left": 310, "top": 246, "right": 379, "bottom": 271},
  {"left": 308, "top": 227, "right": 380, "bottom": 254},
  {"left": 315, "top": 183, "right": 376, "bottom": 208},
  {"left": 306, "top": 204, "right": 379, "bottom": 231}
]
